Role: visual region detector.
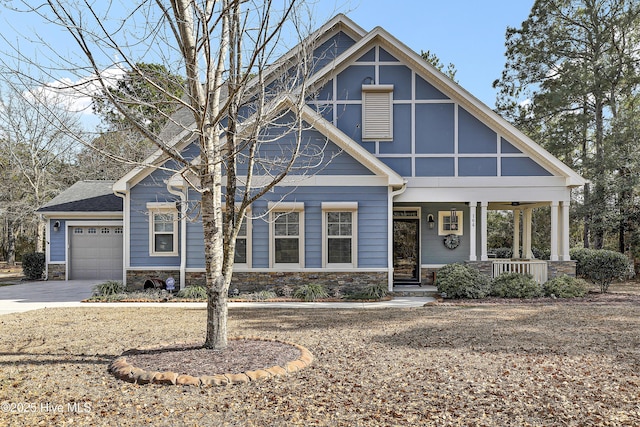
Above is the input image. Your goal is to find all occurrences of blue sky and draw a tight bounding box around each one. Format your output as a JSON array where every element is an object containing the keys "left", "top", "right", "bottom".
[
  {"left": 314, "top": 0, "right": 534, "bottom": 108},
  {"left": 0, "top": 0, "right": 534, "bottom": 123}
]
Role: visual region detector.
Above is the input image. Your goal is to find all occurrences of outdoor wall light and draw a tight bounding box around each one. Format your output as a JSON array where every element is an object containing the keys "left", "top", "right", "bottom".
[
  {"left": 53, "top": 221, "right": 60, "bottom": 232},
  {"left": 427, "top": 214, "right": 435, "bottom": 229}
]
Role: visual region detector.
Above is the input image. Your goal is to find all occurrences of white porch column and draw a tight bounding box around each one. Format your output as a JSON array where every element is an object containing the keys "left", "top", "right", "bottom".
[
  {"left": 523, "top": 208, "right": 533, "bottom": 258},
  {"left": 469, "top": 201, "right": 477, "bottom": 261},
  {"left": 480, "top": 202, "right": 488, "bottom": 261},
  {"left": 513, "top": 209, "right": 520, "bottom": 259},
  {"left": 561, "top": 200, "right": 571, "bottom": 260},
  {"left": 550, "top": 202, "right": 559, "bottom": 261}
]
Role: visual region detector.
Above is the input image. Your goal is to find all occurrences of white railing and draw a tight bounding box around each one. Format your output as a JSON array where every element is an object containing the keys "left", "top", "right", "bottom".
[{"left": 492, "top": 259, "right": 548, "bottom": 284}]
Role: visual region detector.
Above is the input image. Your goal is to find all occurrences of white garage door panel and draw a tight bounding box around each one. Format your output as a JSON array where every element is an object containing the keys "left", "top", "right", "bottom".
[{"left": 69, "top": 226, "right": 123, "bottom": 280}]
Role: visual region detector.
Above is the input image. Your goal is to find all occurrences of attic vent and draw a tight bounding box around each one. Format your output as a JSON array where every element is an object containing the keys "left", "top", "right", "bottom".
[{"left": 362, "top": 84, "right": 393, "bottom": 141}]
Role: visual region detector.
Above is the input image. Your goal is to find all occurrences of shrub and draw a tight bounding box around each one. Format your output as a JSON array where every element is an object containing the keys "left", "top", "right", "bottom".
[
  {"left": 22, "top": 252, "right": 45, "bottom": 280},
  {"left": 491, "top": 248, "right": 513, "bottom": 259},
  {"left": 543, "top": 275, "right": 589, "bottom": 298},
  {"left": 491, "top": 273, "right": 543, "bottom": 298},
  {"left": 569, "top": 248, "right": 592, "bottom": 277},
  {"left": 241, "top": 290, "right": 278, "bottom": 301},
  {"left": 435, "top": 263, "right": 491, "bottom": 299},
  {"left": 532, "top": 247, "right": 551, "bottom": 260},
  {"left": 573, "top": 248, "right": 631, "bottom": 293},
  {"left": 93, "top": 280, "right": 126, "bottom": 296},
  {"left": 294, "top": 283, "right": 328, "bottom": 301},
  {"left": 362, "top": 283, "right": 388, "bottom": 299},
  {"left": 176, "top": 285, "right": 207, "bottom": 299}
]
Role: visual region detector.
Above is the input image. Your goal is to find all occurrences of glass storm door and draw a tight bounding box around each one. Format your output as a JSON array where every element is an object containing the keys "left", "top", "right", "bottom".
[{"left": 393, "top": 218, "right": 420, "bottom": 283}]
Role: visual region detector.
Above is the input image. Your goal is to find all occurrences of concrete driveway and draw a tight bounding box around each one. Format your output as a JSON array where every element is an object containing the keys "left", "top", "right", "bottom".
[
  {"left": 0, "top": 280, "right": 100, "bottom": 315},
  {"left": 0, "top": 280, "right": 433, "bottom": 315}
]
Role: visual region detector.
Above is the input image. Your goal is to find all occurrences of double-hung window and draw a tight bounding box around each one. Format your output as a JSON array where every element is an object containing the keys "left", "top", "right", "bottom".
[
  {"left": 270, "top": 202, "right": 304, "bottom": 267},
  {"left": 322, "top": 202, "right": 357, "bottom": 268},
  {"left": 147, "top": 202, "right": 179, "bottom": 256}
]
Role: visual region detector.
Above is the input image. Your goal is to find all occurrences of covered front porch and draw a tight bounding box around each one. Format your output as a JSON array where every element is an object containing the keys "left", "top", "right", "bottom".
[{"left": 391, "top": 194, "right": 578, "bottom": 289}]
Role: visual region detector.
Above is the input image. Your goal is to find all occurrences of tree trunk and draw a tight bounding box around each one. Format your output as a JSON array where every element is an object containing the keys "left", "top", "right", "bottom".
[
  {"left": 7, "top": 221, "right": 16, "bottom": 266},
  {"left": 205, "top": 277, "right": 228, "bottom": 350},
  {"left": 36, "top": 218, "right": 45, "bottom": 253},
  {"left": 200, "top": 157, "right": 226, "bottom": 350}
]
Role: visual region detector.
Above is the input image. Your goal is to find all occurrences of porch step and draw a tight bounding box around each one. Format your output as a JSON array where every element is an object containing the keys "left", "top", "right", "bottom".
[{"left": 392, "top": 285, "right": 440, "bottom": 298}]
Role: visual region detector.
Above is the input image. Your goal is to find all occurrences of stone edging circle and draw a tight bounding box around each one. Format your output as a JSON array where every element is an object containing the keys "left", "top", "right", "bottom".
[{"left": 108, "top": 336, "right": 313, "bottom": 387}]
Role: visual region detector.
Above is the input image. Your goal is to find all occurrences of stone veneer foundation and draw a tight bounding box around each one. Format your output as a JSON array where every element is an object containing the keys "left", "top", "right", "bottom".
[
  {"left": 47, "top": 264, "right": 66, "bottom": 281},
  {"left": 126, "top": 270, "right": 388, "bottom": 295}
]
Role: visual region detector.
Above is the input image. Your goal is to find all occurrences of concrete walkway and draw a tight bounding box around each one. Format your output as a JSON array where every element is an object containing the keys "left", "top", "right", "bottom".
[{"left": 0, "top": 280, "right": 434, "bottom": 315}]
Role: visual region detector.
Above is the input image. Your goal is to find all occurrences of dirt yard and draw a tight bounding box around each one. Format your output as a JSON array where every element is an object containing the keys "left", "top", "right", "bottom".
[{"left": 0, "top": 284, "right": 639, "bottom": 426}]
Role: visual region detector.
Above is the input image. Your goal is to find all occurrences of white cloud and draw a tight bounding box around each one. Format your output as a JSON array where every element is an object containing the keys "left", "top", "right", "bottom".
[{"left": 27, "top": 65, "right": 126, "bottom": 127}]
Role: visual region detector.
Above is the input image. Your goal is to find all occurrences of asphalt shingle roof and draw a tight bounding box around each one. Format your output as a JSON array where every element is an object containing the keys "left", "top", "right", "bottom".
[{"left": 37, "top": 181, "right": 122, "bottom": 213}]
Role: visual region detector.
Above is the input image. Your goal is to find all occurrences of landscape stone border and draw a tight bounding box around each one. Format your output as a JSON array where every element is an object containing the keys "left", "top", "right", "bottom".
[{"left": 108, "top": 336, "right": 313, "bottom": 387}]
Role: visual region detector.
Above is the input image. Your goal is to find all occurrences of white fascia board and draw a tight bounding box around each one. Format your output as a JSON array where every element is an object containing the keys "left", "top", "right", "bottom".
[
  {"left": 65, "top": 219, "right": 123, "bottom": 226},
  {"left": 407, "top": 176, "right": 569, "bottom": 188},
  {"left": 230, "top": 175, "right": 390, "bottom": 187},
  {"left": 38, "top": 212, "right": 123, "bottom": 219},
  {"left": 398, "top": 186, "right": 571, "bottom": 204}
]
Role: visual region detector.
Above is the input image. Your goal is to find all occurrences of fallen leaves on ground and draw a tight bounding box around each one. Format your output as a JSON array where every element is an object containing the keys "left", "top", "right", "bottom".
[{"left": 0, "top": 289, "right": 639, "bottom": 426}]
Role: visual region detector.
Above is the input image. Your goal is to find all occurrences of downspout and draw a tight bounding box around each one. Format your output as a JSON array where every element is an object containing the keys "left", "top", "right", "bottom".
[
  {"left": 167, "top": 183, "right": 187, "bottom": 290},
  {"left": 114, "top": 190, "right": 128, "bottom": 286},
  {"left": 388, "top": 181, "right": 408, "bottom": 292}
]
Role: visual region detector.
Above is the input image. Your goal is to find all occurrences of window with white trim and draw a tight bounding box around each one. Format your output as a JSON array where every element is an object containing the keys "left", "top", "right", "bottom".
[
  {"left": 270, "top": 202, "right": 304, "bottom": 267},
  {"left": 322, "top": 202, "right": 358, "bottom": 267},
  {"left": 362, "top": 84, "right": 394, "bottom": 141},
  {"left": 147, "top": 202, "right": 179, "bottom": 256},
  {"left": 438, "top": 210, "right": 463, "bottom": 236}
]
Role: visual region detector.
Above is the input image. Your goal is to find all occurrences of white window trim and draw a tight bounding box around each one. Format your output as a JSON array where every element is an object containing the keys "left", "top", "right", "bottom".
[
  {"left": 147, "top": 202, "right": 179, "bottom": 256},
  {"left": 322, "top": 202, "right": 358, "bottom": 268},
  {"left": 268, "top": 202, "right": 305, "bottom": 268},
  {"left": 438, "top": 210, "right": 463, "bottom": 236},
  {"left": 362, "top": 84, "right": 394, "bottom": 141}
]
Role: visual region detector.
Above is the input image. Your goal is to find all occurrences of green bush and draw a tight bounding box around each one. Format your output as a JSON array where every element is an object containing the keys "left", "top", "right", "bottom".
[
  {"left": 176, "top": 285, "right": 207, "bottom": 299},
  {"left": 435, "top": 263, "right": 491, "bottom": 299},
  {"left": 294, "top": 283, "right": 328, "bottom": 301},
  {"left": 491, "top": 248, "right": 513, "bottom": 259},
  {"left": 491, "top": 273, "right": 543, "bottom": 298},
  {"left": 240, "top": 290, "right": 278, "bottom": 301},
  {"left": 532, "top": 247, "right": 551, "bottom": 260},
  {"left": 93, "top": 280, "right": 126, "bottom": 296},
  {"left": 543, "top": 275, "right": 589, "bottom": 298},
  {"left": 569, "top": 248, "right": 592, "bottom": 277},
  {"left": 571, "top": 248, "right": 631, "bottom": 293},
  {"left": 362, "top": 283, "right": 388, "bottom": 299},
  {"left": 22, "top": 252, "right": 45, "bottom": 280}
]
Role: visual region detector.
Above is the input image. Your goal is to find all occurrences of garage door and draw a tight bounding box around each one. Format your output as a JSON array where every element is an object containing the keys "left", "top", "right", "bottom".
[{"left": 69, "top": 226, "right": 123, "bottom": 280}]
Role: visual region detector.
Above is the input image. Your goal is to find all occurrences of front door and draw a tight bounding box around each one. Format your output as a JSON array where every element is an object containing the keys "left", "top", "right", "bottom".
[{"left": 393, "top": 218, "right": 420, "bottom": 283}]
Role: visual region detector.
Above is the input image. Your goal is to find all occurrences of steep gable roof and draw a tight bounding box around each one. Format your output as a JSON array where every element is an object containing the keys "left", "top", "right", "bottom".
[{"left": 117, "top": 14, "right": 585, "bottom": 193}]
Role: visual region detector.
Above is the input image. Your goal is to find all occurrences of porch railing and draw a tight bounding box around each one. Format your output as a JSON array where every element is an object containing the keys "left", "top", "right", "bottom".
[{"left": 492, "top": 259, "right": 548, "bottom": 284}]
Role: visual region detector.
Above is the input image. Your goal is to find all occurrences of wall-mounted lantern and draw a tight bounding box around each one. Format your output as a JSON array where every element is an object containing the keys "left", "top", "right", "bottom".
[
  {"left": 53, "top": 221, "right": 60, "bottom": 232},
  {"left": 427, "top": 214, "right": 435, "bottom": 229}
]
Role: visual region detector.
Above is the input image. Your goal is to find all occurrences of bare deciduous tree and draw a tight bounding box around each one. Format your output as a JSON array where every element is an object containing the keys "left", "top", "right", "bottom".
[{"left": 3, "top": 0, "right": 326, "bottom": 349}]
